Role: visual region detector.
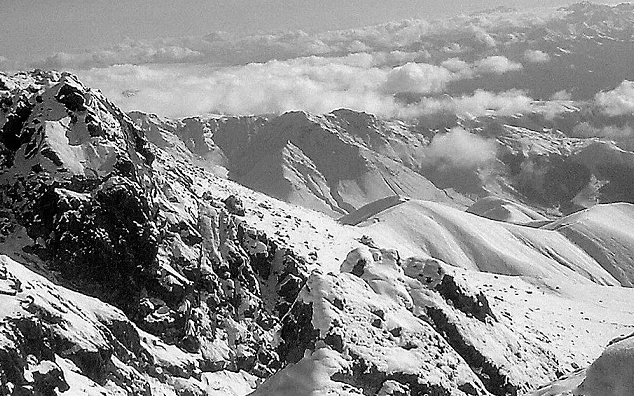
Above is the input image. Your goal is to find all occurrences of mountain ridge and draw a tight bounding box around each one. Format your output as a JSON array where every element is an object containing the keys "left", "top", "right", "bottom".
[{"left": 1, "top": 70, "right": 634, "bottom": 395}]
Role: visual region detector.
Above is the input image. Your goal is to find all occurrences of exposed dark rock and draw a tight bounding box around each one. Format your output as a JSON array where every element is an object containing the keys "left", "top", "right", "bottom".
[
  {"left": 435, "top": 274, "right": 496, "bottom": 323},
  {"left": 31, "top": 360, "right": 70, "bottom": 396},
  {"left": 332, "top": 351, "right": 464, "bottom": 396},
  {"left": 1, "top": 98, "right": 35, "bottom": 168},
  {"left": 427, "top": 307, "right": 517, "bottom": 396},
  {"left": 324, "top": 332, "right": 345, "bottom": 353},
  {"left": 278, "top": 302, "right": 320, "bottom": 364},
  {"left": 333, "top": 297, "right": 345, "bottom": 310},
  {"left": 389, "top": 326, "right": 402, "bottom": 337},
  {"left": 23, "top": 178, "right": 160, "bottom": 313},
  {"left": 371, "top": 309, "right": 385, "bottom": 320},
  {"left": 224, "top": 195, "right": 245, "bottom": 216},
  {"left": 54, "top": 83, "right": 86, "bottom": 112},
  {"left": 351, "top": 258, "right": 368, "bottom": 277},
  {"left": 0, "top": 71, "right": 317, "bottom": 394}
]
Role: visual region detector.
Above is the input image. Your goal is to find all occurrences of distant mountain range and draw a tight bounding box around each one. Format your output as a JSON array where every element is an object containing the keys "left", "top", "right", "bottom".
[{"left": 129, "top": 101, "right": 634, "bottom": 219}]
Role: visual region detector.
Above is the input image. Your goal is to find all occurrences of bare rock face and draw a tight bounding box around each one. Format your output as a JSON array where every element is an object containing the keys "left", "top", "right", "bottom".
[{"left": 224, "top": 195, "right": 246, "bottom": 216}]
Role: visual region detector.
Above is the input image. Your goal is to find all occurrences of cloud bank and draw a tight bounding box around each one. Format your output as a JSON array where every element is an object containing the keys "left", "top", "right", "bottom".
[
  {"left": 30, "top": 7, "right": 563, "bottom": 70},
  {"left": 571, "top": 122, "right": 633, "bottom": 139},
  {"left": 440, "top": 55, "right": 523, "bottom": 78},
  {"left": 76, "top": 54, "right": 531, "bottom": 118}
]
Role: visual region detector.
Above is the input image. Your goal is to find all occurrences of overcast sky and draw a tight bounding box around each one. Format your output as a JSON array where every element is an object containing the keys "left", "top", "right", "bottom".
[{"left": 0, "top": 0, "right": 623, "bottom": 63}]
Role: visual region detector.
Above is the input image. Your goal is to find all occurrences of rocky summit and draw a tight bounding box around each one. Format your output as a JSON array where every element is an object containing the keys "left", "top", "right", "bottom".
[{"left": 1, "top": 69, "right": 634, "bottom": 396}]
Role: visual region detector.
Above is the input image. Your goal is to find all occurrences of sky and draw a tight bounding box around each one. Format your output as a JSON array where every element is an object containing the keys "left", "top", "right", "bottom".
[{"left": 0, "top": 0, "right": 622, "bottom": 63}]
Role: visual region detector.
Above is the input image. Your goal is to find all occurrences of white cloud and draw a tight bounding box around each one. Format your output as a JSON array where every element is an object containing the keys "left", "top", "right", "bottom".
[
  {"left": 473, "top": 56, "right": 523, "bottom": 74},
  {"left": 76, "top": 59, "right": 542, "bottom": 120},
  {"left": 550, "top": 90, "right": 571, "bottom": 100},
  {"left": 40, "top": 42, "right": 204, "bottom": 69},
  {"left": 422, "top": 127, "right": 498, "bottom": 168},
  {"left": 382, "top": 62, "right": 454, "bottom": 94},
  {"left": 439, "top": 55, "right": 522, "bottom": 78},
  {"left": 76, "top": 62, "right": 397, "bottom": 118},
  {"left": 28, "top": 7, "right": 564, "bottom": 71},
  {"left": 523, "top": 49, "right": 550, "bottom": 63},
  {"left": 441, "top": 43, "right": 463, "bottom": 54},
  {"left": 471, "top": 26, "right": 497, "bottom": 48},
  {"left": 440, "top": 58, "right": 470, "bottom": 73},
  {"left": 56, "top": 7, "right": 569, "bottom": 120},
  {"left": 413, "top": 89, "right": 533, "bottom": 118},
  {"left": 595, "top": 80, "right": 634, "bottom": 116}
]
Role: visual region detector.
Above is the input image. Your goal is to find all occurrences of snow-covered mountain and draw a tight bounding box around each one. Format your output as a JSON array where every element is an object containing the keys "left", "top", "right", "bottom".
[
  {"left": 129, "top": 110, "right": 469, "bottom": 217},
  {"left": 129, "top": 100, "right": 634, "bottom": 221},
  {"left": 2, "top": 70, "right": 634, "bottom": 396}
]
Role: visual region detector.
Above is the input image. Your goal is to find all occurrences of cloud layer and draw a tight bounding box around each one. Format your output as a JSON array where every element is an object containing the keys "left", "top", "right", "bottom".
[
  {"left": 32, "top": 7, "right": 562, "bottom": 70},
  {"left": 571, "top": 122, "right": 633, "bottom": 139},
  {"left": 76, "top": 54, "right": 532, "bottom": 118}
]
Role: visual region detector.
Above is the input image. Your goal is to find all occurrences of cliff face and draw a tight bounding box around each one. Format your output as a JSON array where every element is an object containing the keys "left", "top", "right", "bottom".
[{"left": 1, "top": 71, "right": 634, "bottom": 396}]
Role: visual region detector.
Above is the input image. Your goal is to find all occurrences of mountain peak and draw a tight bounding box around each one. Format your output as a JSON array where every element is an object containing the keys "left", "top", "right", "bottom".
[{"left": 1, "top": 70, "right": 153, "bottom": 184}]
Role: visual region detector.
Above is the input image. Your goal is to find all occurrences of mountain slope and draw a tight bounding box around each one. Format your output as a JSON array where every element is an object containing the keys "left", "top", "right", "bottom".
[
  {"left": 2, "top": 71, "right": 634, "bottom": 396},
  {"left": 130, "top": 100, "right": 634, "bottom": 222},
  {"left": 129, "top": 109, "right": 468, "bottom": 217},
  {"left": 339, "top": 197, "right": 632, "bottom": 286},
  {"left": 466, "top": 196, "right": 548, "bottom": 224},
  {"left": 545, "top": 203, "right": 634, "bottom": 287},
  {"left": 254, "top": 246, "right": 634, "bottom": 395}
]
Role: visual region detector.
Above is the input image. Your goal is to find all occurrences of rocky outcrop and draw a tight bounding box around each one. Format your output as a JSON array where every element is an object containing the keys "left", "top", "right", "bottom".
[
  {"left": 258, "top": 246, "right": 567, "bottom": 396},
  {"left": 0, "top": 71, "right": 311, "bottom": 394}
]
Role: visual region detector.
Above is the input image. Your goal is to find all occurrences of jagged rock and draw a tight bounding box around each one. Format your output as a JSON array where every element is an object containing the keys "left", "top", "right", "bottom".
[
  {"left": 0, "top": 71, "right": 311, "bottom": 393},
  {"left": 435, "top": 273, "right": 496, "bottom": 323},
  {"left": 275, "top": 267, "right": 490, "bottom": 395},
  {"left": 378, "top": 380, "right": 410, "bottom": 396},
  {"left": 28, "top": 359, "right": 70, "bottom": 395},
  {"left": 224, "top": 195, "right": 246, "bottom": 216},
  {"left": 340, "top": 245, "right": 377, "bottom": 276},
  {"left": 403, "top": 257, "right": 446, "bottom": 289}
]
